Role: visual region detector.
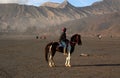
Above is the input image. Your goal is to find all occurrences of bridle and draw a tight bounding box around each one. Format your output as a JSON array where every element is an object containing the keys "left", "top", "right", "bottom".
[{"left": 70, "top": 35, "right": 79, "bottom": 45}]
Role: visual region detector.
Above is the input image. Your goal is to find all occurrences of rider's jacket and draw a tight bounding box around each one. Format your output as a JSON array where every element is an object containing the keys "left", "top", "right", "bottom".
[{"left": 59, "top": 32, "right": 66, "bottom": 42}]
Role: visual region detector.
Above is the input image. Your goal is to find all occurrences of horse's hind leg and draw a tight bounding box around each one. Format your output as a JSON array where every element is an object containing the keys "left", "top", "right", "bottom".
[
  {"left": 51, "top": 51, "right": 56, "bottom": 67},
  {"left": 51, "top": 57, "right": 56, "bottom": 67},
  {"left": 49, "top": 54, "right": 56, "bottom": 67},
  {"left": 49, "top": 54, "right": 55, "bottom": 67},
  {"left": 48, "top": 46, "right": 56, "bottom": 67},
  {"left": 48, "top": 53, "right": 52, "bottom": 67}
]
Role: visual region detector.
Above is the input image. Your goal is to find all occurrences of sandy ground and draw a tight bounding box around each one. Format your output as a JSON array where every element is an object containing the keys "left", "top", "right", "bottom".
[{"left": 0, "top": 36, "right": 120, "bottom": 78}]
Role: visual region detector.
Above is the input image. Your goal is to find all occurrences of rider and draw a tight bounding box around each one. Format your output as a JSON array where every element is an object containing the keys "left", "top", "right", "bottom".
[{"left": 59, "top": 27, "right": 67, "bottom": 55}]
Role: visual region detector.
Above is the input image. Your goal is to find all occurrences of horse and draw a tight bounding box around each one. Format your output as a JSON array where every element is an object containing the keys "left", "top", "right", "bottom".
[{"left": 45, "top": 34, "right": 82, "bottom": 67}]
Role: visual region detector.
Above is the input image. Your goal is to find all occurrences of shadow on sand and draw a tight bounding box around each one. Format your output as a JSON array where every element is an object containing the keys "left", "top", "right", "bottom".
[
  {"left": 54, "top": 64, "right": 120, "bottom": 68},
  {"left": 72, "top": 63, "right": 120, "bottom": 67}
]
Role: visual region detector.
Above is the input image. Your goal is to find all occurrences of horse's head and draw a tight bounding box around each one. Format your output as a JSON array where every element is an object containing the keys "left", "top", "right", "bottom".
[{"left": 70, "top": 34, "right": 82, "bottom": 45}]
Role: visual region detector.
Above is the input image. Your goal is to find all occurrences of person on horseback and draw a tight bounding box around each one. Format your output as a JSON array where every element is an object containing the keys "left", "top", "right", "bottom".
[{"left": 59, "top": 27, "right": 68, "bottom": 55}]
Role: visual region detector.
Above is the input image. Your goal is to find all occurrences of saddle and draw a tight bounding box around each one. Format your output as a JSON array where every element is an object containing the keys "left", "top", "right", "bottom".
[
  {"left": 56, "top": 42, "right": 68, "bottom": 53},
  {"left": 58, "top": 42, "right": 63, "bottom": 47}
]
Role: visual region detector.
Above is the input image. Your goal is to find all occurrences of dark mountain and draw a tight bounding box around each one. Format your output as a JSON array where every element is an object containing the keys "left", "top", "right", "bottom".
[{"left": 0, "top": 0, "right": 120, "bottom": 36}]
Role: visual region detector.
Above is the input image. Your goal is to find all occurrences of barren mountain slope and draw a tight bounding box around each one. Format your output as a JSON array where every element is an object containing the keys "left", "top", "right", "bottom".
[{"left": 0, "top": 0, "right": 120, "bottom": 36}]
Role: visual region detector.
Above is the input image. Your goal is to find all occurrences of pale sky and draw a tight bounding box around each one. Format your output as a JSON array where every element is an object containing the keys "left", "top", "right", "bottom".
[{"left": 0, "top": 0, "right": 103, "bottom": 7}]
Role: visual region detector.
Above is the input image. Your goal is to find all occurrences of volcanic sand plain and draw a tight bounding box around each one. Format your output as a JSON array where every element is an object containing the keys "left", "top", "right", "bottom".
[{"left": 0, "top": 36, "right": 120, "bottom": 78}]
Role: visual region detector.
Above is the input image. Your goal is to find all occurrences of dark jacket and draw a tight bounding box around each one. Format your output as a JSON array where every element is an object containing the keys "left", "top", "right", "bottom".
[{"left": 59, "top": 32, "right": 66, "bottom": 42}]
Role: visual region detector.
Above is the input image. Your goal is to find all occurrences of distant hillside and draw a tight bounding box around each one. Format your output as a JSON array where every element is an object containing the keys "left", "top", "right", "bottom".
[
  {"left": 0, "top": 0, "right": 120, "bottom": 36},
  {"left": 60, "top": 12, "right": 120, "bottom": 37},
  {"left": 80, "top": 0, "right": 120, "bottom": 15}
]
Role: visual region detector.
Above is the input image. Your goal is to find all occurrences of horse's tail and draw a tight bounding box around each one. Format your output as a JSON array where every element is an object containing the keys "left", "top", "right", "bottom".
[{"left": 45, "top": 42, "right": 53, "bottom": 62}]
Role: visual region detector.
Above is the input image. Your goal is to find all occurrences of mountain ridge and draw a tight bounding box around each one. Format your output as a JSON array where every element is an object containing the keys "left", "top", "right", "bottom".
[{"left": 0, "top": 0, "right": 120, "bottom": 36}]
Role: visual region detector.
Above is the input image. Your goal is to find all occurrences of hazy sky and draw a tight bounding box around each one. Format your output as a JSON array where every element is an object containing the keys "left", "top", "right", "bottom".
[{"left": 0, "top": 0, "right": 102, "bottom": 7}]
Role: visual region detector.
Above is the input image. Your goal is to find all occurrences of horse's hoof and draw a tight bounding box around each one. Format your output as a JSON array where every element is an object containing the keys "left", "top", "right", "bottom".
[
  {"left": 49, "top": 65, "right": 56, "bottom": 67},
  {"left": 49, "top": 65, "right": 53, "bottom": 67},
  {"left": 67, "top": 64, "right": 71, "bottom": 67},
  {"left": 65, "top": 65, "right": 71, "bottom": 67},
  {"left": 53, "top": 65, "right": 56, "bottom": 67},
  {"left": 65, "top": 63, "right": 68, "bottom": 67},
  {"left": 49, "top": 64, "right": 53, "bottom": 67},
  {"left": 68, "top": 65, "right": 71, "bottom": 67}
]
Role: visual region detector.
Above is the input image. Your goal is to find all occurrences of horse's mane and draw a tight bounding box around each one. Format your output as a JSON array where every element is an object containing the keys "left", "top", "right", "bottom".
[
  {"left": 71, "top": 34, "right": 79, "bottom": 41},
  {"left": 70, "top": 34, "right": 82, "bottom": 45}
]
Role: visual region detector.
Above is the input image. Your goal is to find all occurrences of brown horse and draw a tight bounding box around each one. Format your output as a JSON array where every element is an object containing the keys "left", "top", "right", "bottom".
[{"left": 45, "top": 34, "right": 82, "bottom": 67}]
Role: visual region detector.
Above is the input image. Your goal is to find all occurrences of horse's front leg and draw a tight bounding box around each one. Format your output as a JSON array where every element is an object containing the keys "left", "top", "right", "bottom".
[{"left": 65, "top": 52, "right": 71, "bottom": 67}]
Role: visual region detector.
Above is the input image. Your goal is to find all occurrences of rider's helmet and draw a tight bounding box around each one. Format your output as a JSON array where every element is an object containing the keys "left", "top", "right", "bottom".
[{"left": 62, "top": 27, "right": 67, "bottom": 32}]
